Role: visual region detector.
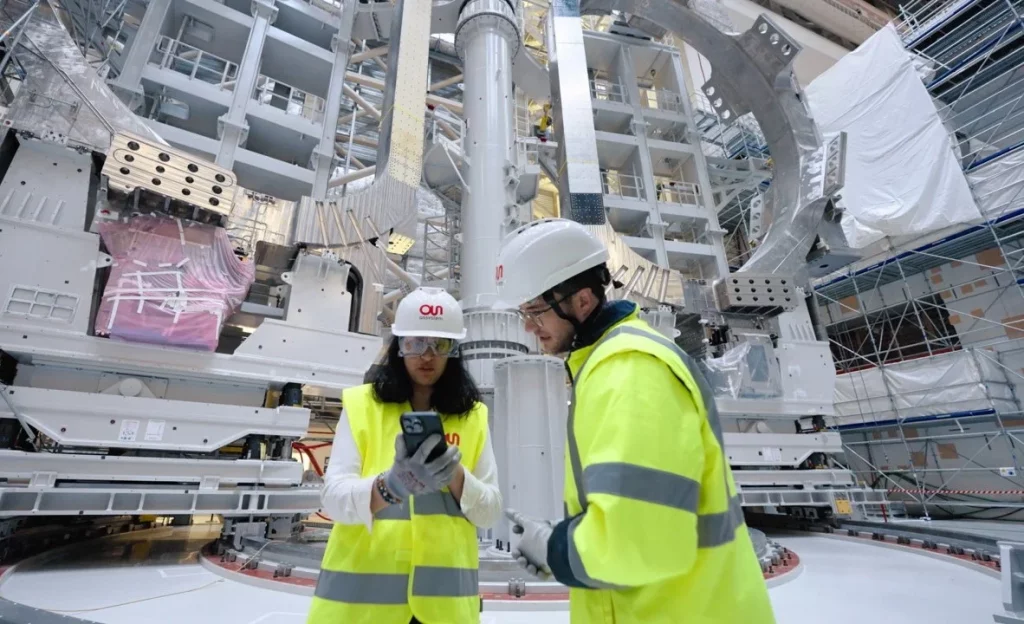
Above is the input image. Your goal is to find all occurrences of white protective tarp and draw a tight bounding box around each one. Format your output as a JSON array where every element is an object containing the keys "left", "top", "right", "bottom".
[
  {"left": 966, "top": 148, "right": 1024, "bottom": 218},
  {"left": 805, "top": 24, "right": 981, "bottom": 249},
  {"left": 833, "top": 349, "right": 1015, "bottom": 427}
]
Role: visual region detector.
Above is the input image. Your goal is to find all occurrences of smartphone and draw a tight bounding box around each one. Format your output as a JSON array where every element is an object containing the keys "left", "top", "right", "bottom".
[{"left": 400, "top": 411, "right": 447, "bottom": 462}]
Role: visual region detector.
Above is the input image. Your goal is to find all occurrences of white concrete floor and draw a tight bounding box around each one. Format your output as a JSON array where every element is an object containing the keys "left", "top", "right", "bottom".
[{"left": 0, "top": 528, "right": 1001, "bottom": 623}]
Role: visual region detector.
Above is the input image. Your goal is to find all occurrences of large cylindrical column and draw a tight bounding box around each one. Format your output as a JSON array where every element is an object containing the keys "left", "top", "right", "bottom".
[
  {"left": 454, "top": 0, "right": 520, "bottom": 309},
  {"left": 492, "top": 356, "right": 568, "bottom": 544}
]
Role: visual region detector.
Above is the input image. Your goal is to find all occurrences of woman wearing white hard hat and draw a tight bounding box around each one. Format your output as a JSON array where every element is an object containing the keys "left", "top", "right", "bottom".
[{"left": 308, "top": 287, "right": 501, "bottom": 624}]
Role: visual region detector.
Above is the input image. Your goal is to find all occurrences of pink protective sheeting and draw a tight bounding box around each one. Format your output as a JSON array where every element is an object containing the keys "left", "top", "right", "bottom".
[{"left": 94, "top": 215, "right": 255, "bottom": 351}]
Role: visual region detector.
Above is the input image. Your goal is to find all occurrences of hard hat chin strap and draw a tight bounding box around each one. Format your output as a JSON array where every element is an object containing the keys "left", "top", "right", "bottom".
[
  {"left": 542, "top": 291, "right": 581, "bottom": 332},
  {"left": 542, "top": 290, "right": 603, "bottom": 351}
]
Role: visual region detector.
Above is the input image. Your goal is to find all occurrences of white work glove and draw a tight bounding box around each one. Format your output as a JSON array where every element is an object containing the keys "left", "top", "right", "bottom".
[
  {"left": 383, "top": 434, "right": 462, "bottom": 500},
  {"left": 505, "top": 509, "right": 554, "bottom": 579}
]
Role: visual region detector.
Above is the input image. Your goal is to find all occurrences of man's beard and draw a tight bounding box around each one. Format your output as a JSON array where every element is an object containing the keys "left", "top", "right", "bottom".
[{"left": 549, "top": 333, "right": 575, "bottom": 355}]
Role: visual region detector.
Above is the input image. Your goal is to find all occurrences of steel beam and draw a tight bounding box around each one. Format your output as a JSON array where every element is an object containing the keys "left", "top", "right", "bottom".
[
  {"left": 0, "top": 451, "right": 304, "bottom": 487},
  {"left": 0, "top": 485, "right": 320, "bottom": 517},
  {"left": 0, "top": 386, "right": 309, "bottom": 452}
]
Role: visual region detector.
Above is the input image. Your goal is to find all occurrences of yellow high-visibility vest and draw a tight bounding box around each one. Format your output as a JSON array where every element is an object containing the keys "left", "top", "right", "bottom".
[
  {"left": 307, "top": 383, "right": 487, "bottom": 624},
  {"left": 562, "top": 313, "right": 776, "bottom": 624}
]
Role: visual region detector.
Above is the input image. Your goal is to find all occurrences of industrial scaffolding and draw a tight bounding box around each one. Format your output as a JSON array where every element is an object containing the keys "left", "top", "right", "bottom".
[{"left": 807, "top": 0, "right": 1024, "bottom": 519}]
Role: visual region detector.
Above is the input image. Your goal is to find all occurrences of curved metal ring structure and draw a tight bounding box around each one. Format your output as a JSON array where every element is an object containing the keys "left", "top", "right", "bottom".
[{"left": 583, "top": 0, "right": 833, "bottom": 281}]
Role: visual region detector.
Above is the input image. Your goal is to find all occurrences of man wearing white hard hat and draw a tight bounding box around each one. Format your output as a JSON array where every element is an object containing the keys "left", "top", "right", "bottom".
[
  {"left": 497, "top": 219, "right": 774, "bottom": 623},
  {"left": 308, "top": 287, "right": 502, "bottom": 624}
]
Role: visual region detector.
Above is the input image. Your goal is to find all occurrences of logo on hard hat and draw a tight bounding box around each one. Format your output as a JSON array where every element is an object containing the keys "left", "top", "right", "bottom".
[
  {"left": 419, "top": 304, "right": 443, "bottom": 318},
  {"left": 495, "top": 264, "right": 504, "bottom": 284}
]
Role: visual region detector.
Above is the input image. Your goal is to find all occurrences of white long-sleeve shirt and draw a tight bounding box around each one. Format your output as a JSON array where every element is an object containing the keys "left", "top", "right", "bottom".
[{"left": 321, "top": 408, "right": 503, "bottom": 531}]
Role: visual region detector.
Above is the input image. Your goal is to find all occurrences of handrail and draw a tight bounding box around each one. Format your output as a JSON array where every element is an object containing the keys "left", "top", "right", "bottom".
[
  {"left": 895, "top": 0, "right": 974, "bottom": 41},
  {"left": 516, "top": 136, "right": 541, "bottom": 166},
  {"left": 151, "top": 35, "right": 237, "bottom": 90},
  {"left": 253, "top": 74, "right": 326, "bottom": 123},
  {"left": 662, "top": 220, "right": 711, "bottom": 245},
  {"left": 602, "top": 171, "right": 645, "bottom": 200},
  {"left": 590, "top": 77, "right": 627, "bottom": 104},
  {"left": 656, "top": 181, "right": 700, "bottom": 205},
  {"left": 640, "top": 87, "right": 685, "bottom": 114}
]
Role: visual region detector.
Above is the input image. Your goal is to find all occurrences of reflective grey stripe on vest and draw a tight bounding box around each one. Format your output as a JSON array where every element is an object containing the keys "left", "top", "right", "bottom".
[
  {"left": 315, "top": 566, "right": 479, "bottom": 603},
  {"left": 584, "top": 462, "right": 700, "bottom": 514},
  {"left": 415, "top": 491, "right": 466, "bottom": 518},
  {"left": 374, "top": 501, "right": 410, "bottom": 520},
  {"left": 315, "top": 570, "right": 408, "bottom": 604},
  {"left": 372, "top": 492, "right": 465, "bottom": 521},
  {"left": 566, "top": 324, "right": 741, "bottom": 552},
  {"left": 411, "top": 566, "right": 479, "bottom": 597},
  {"left": 699, "top": 495, "right": 744, "bottom": 548},
  {"left": 567, "top": 514, "right": 628, "bottom": 590}
]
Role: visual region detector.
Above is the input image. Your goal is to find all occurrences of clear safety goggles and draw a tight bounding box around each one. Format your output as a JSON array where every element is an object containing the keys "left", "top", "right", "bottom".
[
  {"left": 398, "top": 336, "right": 460, "bottom": 358},
  {"left": 515, "top": 291, "right": 575, "bottom": 329}
]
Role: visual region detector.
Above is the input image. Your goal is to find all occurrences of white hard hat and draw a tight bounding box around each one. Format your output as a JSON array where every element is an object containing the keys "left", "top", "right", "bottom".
[
  {"left": 392, "top": 287, "right": 467, "bottom": 339},
  {"left": 494, "top": 218, "right": 609, "bottom": 308}
]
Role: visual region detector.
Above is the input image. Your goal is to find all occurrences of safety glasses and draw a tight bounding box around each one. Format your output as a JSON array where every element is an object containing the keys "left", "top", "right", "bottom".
[
  {"left": 515, "top": 292, "right": 575, "bottom": 328},
  {"left": 515, "top": 305, "right": 552, "bottom": 328},
  {"left": 398, "top": 336, "right": 460, "bottom": 358}
]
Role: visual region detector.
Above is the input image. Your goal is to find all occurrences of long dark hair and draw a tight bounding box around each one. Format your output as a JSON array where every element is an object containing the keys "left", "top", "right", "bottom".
[{"left": 371, "top": 336, "right": 482, "bottom": 417}]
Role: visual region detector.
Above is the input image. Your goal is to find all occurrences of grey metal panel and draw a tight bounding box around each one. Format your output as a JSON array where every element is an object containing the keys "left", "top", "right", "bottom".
[
  {"left": 732, "top": 468, "right": 855, "bottom": 487},
  {"left": 3, "top": 1, "right": 166, "bottom": 152},
  {"left": 0, "top": 484, "right": 321, "bottom": 516},
  {"left": 0, "top": 215, "right": 102, "bottom": 336},
  {"left": 374, "top": 0, "right": 407, "bottom": 170},
  {"left": 581, "top": 0, "right": 839, "bottom": 283},
  {"left": 546, "top": 0, "right": 605, "bottom": 225},
  {"left": 723, "top": 431, "right": 843, "bottom": 467},
  {"left": 0, "top": 450, "right": 304, "bottom": 486},
  {"left": 0, "top": 321, "right": 376, "bottom": 390},
  {"left": 0, "top": 386, "right": 310, "bottom": 452}
]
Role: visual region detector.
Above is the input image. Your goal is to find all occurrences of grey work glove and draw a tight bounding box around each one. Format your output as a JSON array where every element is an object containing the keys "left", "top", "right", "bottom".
[
  {"left": 383, "top": 433, "right": 462, "bottom": 500},
  {"left": 505, "top": 509, "right": 554, "bottom": 579}
]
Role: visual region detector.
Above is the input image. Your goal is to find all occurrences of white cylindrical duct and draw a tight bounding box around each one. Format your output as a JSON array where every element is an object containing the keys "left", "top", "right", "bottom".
[
  {"left": 454, "top": 0, "right": 521, "bottom": 309},
  {"left": 461, "top": 309, "right": 538, "bottom": 388},
  {"left": 492, "top": 355, "right": 568, "bottom": 544}
]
